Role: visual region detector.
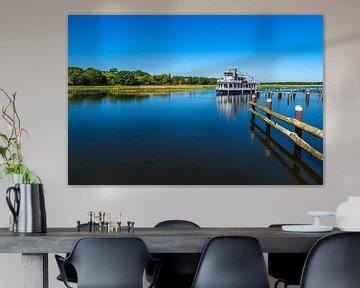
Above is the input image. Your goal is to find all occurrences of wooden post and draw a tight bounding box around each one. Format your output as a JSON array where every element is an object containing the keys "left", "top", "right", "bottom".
[
  {"left": 266, "top": 98, "right": 272, "bottom": 117},
  {"left": 266, "top": 98, "right": 272, "bottom": 134},
  {"left": 278, "top": 88, "right": 282, "bottom": 99},
  {"left": 251, "top": 94, "right": 257, "bottom": 103},
  {"left": 294, "top": 105, "right": 303, "bottom": 155},
  {"left": 306, "top": 90, "right": 310, "bottom": 107},
  {"left": 295, "top": 105, "right": 303, "bottom": 136},
  {"left": 251, "top": 94, "right": 257, "bottom": 121}
]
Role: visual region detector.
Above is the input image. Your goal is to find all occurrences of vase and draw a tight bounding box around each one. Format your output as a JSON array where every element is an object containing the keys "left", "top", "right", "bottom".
[
  {"left": 7, "top": 174, "right": 22, "bottom": 231},
  {"left": 6, "top": 183, "right": 47, "bottom": 233},
  {"left": 336, "top": 197, "right": 360, "bottom": 231}
]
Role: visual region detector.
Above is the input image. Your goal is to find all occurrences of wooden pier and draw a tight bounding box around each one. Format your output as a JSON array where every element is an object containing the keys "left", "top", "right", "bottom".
[{"left": 249, "top": 96, "right": 323, "bottom": 161}]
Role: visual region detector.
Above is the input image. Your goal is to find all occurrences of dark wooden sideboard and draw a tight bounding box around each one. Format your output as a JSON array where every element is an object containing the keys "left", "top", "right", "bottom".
[{"left": 0, "top": 227, "right": 339, "bottom": 288}]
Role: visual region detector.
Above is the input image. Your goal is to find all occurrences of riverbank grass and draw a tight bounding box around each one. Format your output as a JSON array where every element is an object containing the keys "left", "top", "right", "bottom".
[{"left": 68, "top": 85, "right": 215, "bottom": 92}]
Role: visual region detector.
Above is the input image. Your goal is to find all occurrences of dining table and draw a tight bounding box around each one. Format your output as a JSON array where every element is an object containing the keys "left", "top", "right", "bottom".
[{"left": 0, "top": 226, "right": 339, "bottom": 288}]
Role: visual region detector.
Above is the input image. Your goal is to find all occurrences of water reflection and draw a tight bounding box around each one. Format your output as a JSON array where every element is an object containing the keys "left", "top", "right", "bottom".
[
  {"left": 249, "top": 119, "right": 322, "bottom": 185},
  {"left": 68, "top": 89, "right": 173, "bottom": 102},
  {"left": 216, "top": 94, "right": 249, "bottom": 119}
]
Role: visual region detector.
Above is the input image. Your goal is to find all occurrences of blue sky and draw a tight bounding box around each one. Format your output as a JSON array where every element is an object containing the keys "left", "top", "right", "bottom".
[{"left": 68, "top": 15, "right": 323, "bottom": 82}]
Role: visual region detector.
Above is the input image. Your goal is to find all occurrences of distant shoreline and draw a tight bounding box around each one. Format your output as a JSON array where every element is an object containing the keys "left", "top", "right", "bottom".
[
  {"left": 260, "top": 84, "right": 323, "bottom": 89},
  {"left": 68, "top": 83, "right": 322, "bottom": 96},
  {"left": 68, "top": 85, "right": 215, "bottom": 95}
]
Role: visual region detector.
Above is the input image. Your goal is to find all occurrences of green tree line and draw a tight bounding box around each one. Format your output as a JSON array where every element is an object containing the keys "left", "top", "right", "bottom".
[{"left": 68, "top": 67, "right": 217, "bottom": 86}]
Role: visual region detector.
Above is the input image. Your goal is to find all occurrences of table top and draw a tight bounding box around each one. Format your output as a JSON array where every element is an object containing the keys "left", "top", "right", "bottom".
[{"left": 0, "top": 227, "right": 339, "bottom": 254}]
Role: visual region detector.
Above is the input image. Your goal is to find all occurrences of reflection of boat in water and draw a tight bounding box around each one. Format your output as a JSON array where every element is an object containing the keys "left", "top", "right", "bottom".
[
  {"left": 216, "top": 94, "right": 249, "bottom": 119},
  {"left": 216, "top": 67, "right": 258, "bottom": 95}
]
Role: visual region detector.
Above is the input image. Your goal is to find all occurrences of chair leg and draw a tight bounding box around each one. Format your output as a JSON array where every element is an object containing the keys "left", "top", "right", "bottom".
[
  {"left": 274, "top": 280, "right": 290, "bottom": 288},
  {"left": 274, "top": 280, "right": 281, "bottom": 288}
]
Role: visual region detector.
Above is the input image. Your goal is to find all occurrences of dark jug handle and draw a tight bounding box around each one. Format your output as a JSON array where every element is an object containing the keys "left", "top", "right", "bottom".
[{"left": 6, "top": 186, "right": 20, "bottom": 224}]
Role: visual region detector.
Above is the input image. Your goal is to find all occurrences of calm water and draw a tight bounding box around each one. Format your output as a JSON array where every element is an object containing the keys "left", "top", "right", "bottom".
[{"left": 68, "top": 88, "right": 323, "bottom": 185}]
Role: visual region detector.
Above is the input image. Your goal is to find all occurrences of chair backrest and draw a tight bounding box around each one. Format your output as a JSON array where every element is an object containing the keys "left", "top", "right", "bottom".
[
  {"left": 155, "top": 220, "right": 200, "bottom": 228},
  {"left": 152, "top": 220, "right": 201, "bottom": 283},
  {"left": 191, "top": 236, "right": 269, "bottom": 288},
  {"left": 67, "top": 237, "right": 154, "bottom": 288},
  {"left": 300, "top": 232, "right": 360, "bottom": 288}
]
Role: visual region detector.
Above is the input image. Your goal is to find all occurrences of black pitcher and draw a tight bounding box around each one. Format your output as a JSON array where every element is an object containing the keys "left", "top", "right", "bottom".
[{"left": 6, "top": 183, "right": 47, "bottom": 233}]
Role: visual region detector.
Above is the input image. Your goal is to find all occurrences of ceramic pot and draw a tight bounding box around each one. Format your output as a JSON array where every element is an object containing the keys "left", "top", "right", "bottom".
[
  {"left": 6, "top": 183, "right": 47, "bottom": 233},
  {"left": 336, "top": 197, "right": 360, "bottom": 231}
]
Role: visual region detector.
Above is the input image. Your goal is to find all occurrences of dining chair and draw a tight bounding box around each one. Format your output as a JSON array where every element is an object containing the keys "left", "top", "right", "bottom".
[
  {"left": 56, "top": 223, "right": 99, "bottom": 284},
  {"left": 191, "top": 236, "right": 270, "bottom": 288},
  {"left": 146, "top": 220, "right": 201, "bottom": 288},
  {"left": 268, "top": 224, "right": 308, "bottom": 288},
  {"left": 55, "top": 237, "right": 161, "bottom": 288},
  {"left": 300, "top": 232, "right": 360, "bottom": 288}
]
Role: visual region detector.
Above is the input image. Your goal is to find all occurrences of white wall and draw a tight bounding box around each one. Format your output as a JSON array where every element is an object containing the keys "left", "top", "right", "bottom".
[{"left": 1, "top": 0, "right": 360, "bottom": 287}]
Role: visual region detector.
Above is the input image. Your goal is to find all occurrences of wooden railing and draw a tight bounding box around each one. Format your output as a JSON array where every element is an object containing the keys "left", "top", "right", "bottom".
[{"left": 249, "top": 97, "right": 323, "bottom": 161}]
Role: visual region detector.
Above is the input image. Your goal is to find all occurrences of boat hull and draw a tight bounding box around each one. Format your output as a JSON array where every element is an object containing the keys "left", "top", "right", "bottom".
[{"left": 216, "top": 89, "right": 255, "bottom": 95}]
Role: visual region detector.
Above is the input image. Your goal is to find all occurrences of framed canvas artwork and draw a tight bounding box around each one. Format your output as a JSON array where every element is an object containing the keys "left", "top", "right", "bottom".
[{"left": 68, "top": 15, "right": 323, "bottom": 185}]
